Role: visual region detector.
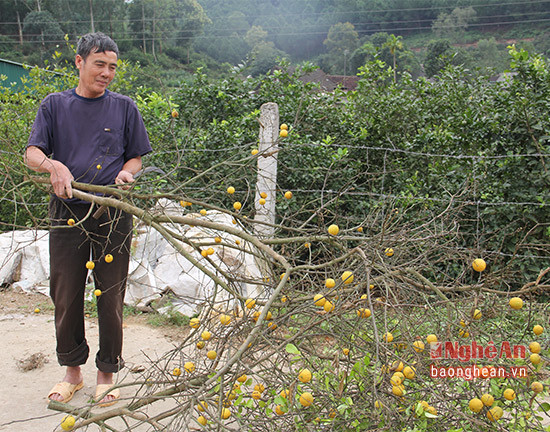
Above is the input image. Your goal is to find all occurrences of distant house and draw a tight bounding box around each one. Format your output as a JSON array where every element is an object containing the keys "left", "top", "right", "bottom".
[
  {"left": 0, "top": 58, "right": 31, "bottom": 89},
  {"left": 298, "top": 69, "right": 359, "bottom": 92},
  {"left": 325, "top": 74, "right": 359, "bottom": 91},
  {"left": 276, "top": 66, "right": 360, "bottom": 92},
  {"left": 0, "top": 58, "right": 64, "bottom": 91}
]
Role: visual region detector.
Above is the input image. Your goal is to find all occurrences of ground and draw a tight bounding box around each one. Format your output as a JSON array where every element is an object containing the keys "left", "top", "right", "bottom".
[{"left": 0, "top": 287, "right": 185, "bottom": 432}]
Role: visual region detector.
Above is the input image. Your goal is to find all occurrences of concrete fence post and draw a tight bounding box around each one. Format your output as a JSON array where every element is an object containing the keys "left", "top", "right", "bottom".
[{"left": 254, "top": 102, "right": 279, "bottom": 239}]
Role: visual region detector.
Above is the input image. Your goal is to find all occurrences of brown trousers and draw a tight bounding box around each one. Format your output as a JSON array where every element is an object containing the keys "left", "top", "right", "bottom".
[{"left": 49, "top": 196, "right": 132, "bottom": 373}]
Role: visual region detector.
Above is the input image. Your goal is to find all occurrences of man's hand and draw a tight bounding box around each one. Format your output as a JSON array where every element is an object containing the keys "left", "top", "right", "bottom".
[
  {"left": 50, "top": 162, "right": 74, "bottom": 199},
  {"left": 115, "top": 170, "right": 135, "bottom": 190}
]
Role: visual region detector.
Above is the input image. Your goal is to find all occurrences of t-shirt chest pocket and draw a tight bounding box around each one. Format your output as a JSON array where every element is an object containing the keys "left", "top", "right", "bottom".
[{"left": 99, "top": 127, "right": 124, "bottom": 156}]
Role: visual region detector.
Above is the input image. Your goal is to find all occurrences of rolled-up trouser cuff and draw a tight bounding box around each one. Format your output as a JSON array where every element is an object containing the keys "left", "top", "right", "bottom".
[
  {"left": 96, "top": 352, "right": 125, "bottom": 373},
  {"left": 57, "top": 338, "right": 90, "bottom": 367}
]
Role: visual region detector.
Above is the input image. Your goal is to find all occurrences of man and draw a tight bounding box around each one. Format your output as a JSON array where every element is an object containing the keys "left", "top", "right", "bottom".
[{"left": 25, "top": 32, "right": 152, "bottom": 406}]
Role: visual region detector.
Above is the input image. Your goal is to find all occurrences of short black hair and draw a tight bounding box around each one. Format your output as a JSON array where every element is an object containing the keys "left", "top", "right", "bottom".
[{"left": 76, "top": 32, "right": 119, "bottom": 60}]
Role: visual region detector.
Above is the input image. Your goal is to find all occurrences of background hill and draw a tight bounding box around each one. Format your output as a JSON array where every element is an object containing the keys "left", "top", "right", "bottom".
[{"left": 0, "top": 0, "right": 549, "bottom": 87}]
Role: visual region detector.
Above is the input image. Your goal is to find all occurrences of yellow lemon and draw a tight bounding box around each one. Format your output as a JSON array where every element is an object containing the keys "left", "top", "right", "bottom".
[
  {"left": 487, "top": 406, "right": 503, "bottom": 421},
  {"left": 237, "top": 374, "right": 247, "bottom": 383},
  {"left": 227, "top": 186, "right": 235, "bottom": 194},
  {"left": 426, "top": 406, "right": 437, "bottom": 415},
  {"left": 284, "top": 191, "right": 293, "bottom": 199},
  {"left": 413, "top": 341, "right": 425, "bottom": 352},
  {"left": 189, "top": 318, "right": 200, "bottom": 328},
  {"left": 275, "top": 405, "right": 285, "bottom": 415},
  {"left": 384, "top": 332, "right": 393, "bottom": 343},
  {"left": 530, "top": 353, "right": 541, "bottom": 365},
  {"left": 503, "top": 388, "right": 516, "bottom": 400},
  {"left": 233, "top": 201, "right": 242, "bottom": 211},
  {"left": 341, "top": 270, "right": 354, "bottom": 284},
  {"left": 343, "top": 348, "right": 350, "bottom": 356},
  {"left": 392, "top": 385, "right": 404, "bottom": 396},
  {"left": 104, "top": 254, "right": 113, "bottom": 263},
  {"left": 534, "top": 325, "right": 544, "bottom": 335},
  {"left": 173, "top": 367, "right": 182, "bottom": 376},
  {"left": 384, "top": 247, "right": 394, "bottom": 257},
  {"left": 61, "top": 415, "right": 75, "bottom": 430},
  {"left": 529, "top": 341, "right": 541, "bottom": 353},
  {"left": 472, "top": 258, "right": 486, "bottom": 272},
  {"left": 531, "top": 381, "right": 544, "bottom": 393},
  {"left": 85, "top": 261, "right": 95, "bottom": 270},
  {"left": 196, "top": 341, "right": 205, "bottom": 349},
  {"left": 279, "top": 129, "right": 288, "bottom": 138},
  {"left": 403, "top": 366, "right": 415, "bottom": 379},
  {"left": 357, "top": 308, "right": 371, "bottom": 318},
  {"left": 200, "top": 209, "right": 207, "bottom": 216},
  {"left": 221, "top": 408, "right": 231, "bottom": 419},
  {"left": 327, "top": 224, "right": 339, "bottom": 236},
  {"left": 251, "top": 390, "right": 261, "bottom": 400},
  {"left": 254, "top": 383, "right": 265, "bottom": 393},
  {"left": 298, "top": 368, "right": 312, "bottom": 383},
  {"left": 473, "top": 309, "right": 482, "bottom": 320},
  {"left": 509, "top": 297, "right": 523, "bottom": 310},
  {"left": 245, "top": 298, "right": 256, "bottom": 309},
  {"left": 207, "top": 350, "right": 217, "bottom": 360},
  {"left": 313, "top": 293, "right": 327, "bottom": 307},
  {"left": 390, "top": 373, "right": 403, "bottom": 386},
  {"left": 280, "top": 123, "right": 288, "bottom": 130},
  {"left": 34, "top": 307, "right": 40, "bottom": 313},
  {"left": 184, "top": 361, "right": 195, "bottom": 373},
  {"left": 197, "top": 415, "right": 207, "bottom": 426},
  {"left": 219, "top": 314, "right": 231, "bottom": 325},
  {"left": 299, "top": 392, "right": 314, "bottom": 407},
  {"left": 94, "top": 289, "right": 102, "bottom": 297},
  {"left": 67, "top": 218, "right": 75, "bottom": 226},
  {"left": 481, "top": 393, "right": 494, "bottom": 407},
  {"left": 323, "top": 300, "right": 335, "bottom": 312},
  {"left": 426, "top": 334, "right": 438, "bottom": 344},
  {"left": 259, "top": 198, "right": 266, "bottom": 205},
  {"left": 469, "top": 398, "right": 483, "bottom": 413},
  {"left": 96, "top": 164, "right": 102, "bottom": 170},
  {"left": 392, "top": 361, "right": 404, "bottom": 372},
  {"left": 251, "top": 149, "right": 258, "bottom": 155},
  {"left": 171, "top": 110, "right": 179, "bottom": 118},
  {"left": 325, "top": 278, "right": 336, "bottom": 288}
]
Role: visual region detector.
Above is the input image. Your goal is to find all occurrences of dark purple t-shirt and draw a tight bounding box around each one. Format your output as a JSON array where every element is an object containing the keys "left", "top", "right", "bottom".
[{"left": 28, "top": 89, "right": 152, "bottom": 198}]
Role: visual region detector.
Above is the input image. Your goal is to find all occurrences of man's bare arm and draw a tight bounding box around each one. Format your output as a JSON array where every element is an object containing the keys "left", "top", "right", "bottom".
[{"left": 24, "top": 146, "right": 74, "bottom": 199}]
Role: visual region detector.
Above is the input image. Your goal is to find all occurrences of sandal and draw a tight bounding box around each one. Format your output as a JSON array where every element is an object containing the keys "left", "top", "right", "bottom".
[
  {"left": 95, "top": 384, "right": 120, "bottom": 407},
  {"left": 48, "top": 381, "right": 84, "bottom": 403}
]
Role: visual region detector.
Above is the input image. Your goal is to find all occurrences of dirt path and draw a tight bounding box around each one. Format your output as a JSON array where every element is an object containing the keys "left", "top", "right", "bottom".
[{"left": 0, "top": 289, "right": 181, "bottom": 431}]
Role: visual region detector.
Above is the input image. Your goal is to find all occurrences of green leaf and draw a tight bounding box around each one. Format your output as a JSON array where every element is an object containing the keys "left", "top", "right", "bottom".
[{"left": 285, "top": 343, "right": 300, "bottom": 355}]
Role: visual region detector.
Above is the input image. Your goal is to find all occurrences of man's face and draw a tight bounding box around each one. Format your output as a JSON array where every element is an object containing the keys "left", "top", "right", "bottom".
[{"left": 75, "top": 49, "right": 118, "bottom": 98}]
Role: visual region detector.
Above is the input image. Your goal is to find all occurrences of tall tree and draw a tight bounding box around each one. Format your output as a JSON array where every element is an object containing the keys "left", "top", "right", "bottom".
[
  {"left": 127, "top": 0, "right": 209, "bottom": 57},
  {"left": 383, "top": 34, "right": 403, "bottom": 82}
]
